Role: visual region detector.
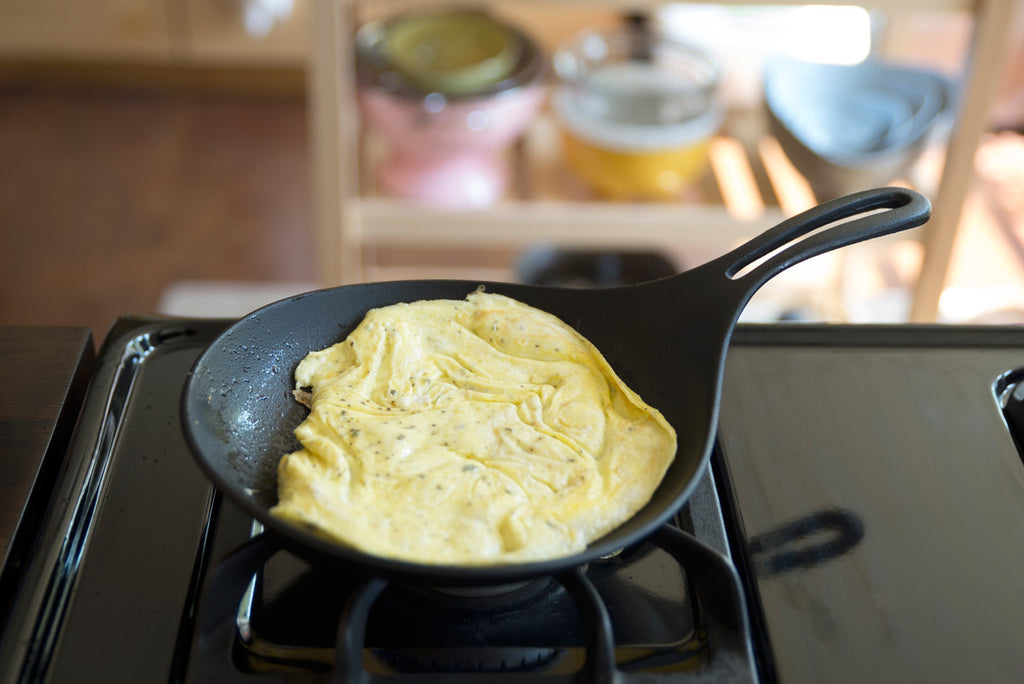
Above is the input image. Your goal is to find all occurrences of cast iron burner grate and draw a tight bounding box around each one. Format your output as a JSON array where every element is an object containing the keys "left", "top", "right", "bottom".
[{"left": 185, "top": 509, "right": 754, "bottom": 683}]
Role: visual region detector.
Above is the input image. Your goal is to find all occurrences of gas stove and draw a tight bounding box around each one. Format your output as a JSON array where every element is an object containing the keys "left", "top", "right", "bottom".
[{"left": 3, "top": 318, "right": 1024, "bottom": 683}]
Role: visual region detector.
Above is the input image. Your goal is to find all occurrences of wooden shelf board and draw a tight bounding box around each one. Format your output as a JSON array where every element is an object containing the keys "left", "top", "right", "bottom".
[{"left": 354, "top": 198, "right": 785, "bottom": 251}]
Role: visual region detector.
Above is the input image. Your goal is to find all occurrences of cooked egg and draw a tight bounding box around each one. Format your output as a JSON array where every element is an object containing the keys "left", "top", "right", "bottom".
[{"left": 270, "top": 291, "right": 676, "bottom": 565}]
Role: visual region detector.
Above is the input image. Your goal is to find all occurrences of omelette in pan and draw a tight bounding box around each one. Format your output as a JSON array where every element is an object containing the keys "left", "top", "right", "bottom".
[{"left": 271, "top": 290, "right": 676, "bottom": 565}]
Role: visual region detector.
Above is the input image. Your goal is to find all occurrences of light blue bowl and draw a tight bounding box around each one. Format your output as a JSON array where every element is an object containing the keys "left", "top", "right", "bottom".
[{"left": 764, "top": 56, "right": 952, "bottom": 198}]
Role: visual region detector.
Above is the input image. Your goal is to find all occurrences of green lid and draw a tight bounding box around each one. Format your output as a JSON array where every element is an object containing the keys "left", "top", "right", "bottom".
[{"left": 385, "top": 12, "right": 522, "bottom": 95}]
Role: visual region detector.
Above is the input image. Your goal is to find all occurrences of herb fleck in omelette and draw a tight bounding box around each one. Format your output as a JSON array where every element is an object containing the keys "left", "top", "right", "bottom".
[{"left": 271, "top": 291, "right": 676, "bottom": 565}]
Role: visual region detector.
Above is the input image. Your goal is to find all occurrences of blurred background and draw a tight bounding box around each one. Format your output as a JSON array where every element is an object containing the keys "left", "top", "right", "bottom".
[{"left": 0, "top": 0, "right": 1022, "bottom": 341}]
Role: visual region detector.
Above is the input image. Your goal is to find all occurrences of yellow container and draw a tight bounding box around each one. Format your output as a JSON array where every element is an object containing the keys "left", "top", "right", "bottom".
[
  {"left": 560, "top": 129, "right": 713, "bottom": 201},
  {"left": 553, "top": 87, "right": 721, "bottom": 201},
  {"left": 552, "top": 27, "right": 721, "bottom": 201}
]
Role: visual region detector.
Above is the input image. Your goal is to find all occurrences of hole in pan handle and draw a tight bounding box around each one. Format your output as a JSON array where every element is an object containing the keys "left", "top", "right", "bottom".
[{"left": 711, "top": 186, "right": 932, "bottom": 304}]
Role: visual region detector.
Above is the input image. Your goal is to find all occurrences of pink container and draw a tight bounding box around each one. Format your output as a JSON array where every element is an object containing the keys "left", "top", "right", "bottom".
[
  {"left": 359, "top": 86, "right": 546, "bottom": 208},
  {"left": 355, "top": 10, "right": 548, "bottom": 209}
]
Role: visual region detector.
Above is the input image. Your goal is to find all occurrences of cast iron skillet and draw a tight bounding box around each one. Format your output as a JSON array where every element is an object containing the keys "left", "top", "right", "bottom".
[{"left": 181, "top": 187, "right": 930, "bottom": 586}]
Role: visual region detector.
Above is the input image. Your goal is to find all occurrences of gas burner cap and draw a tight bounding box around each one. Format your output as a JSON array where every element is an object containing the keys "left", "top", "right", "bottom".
[
  {"left": 394, "top": 576, "right": 562, "bottom": 614},
  {"left": 378, "top": 646, "right": 562, "bottom": 674}
]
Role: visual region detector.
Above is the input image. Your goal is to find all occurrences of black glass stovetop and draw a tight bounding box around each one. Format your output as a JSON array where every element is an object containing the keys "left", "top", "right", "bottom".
[{"left": 8, "top": 318, "right": 1024, "bottom": 684}]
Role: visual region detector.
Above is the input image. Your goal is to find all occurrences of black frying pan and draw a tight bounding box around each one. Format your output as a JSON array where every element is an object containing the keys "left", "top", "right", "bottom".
[{"left": 181, "top": 187, "right": 930, "bottom": 586}]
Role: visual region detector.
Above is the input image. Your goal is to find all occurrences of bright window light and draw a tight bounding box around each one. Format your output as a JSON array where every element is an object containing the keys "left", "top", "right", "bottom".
[{"left": 657, "top": 4, "right": 874, "bottom": 107}]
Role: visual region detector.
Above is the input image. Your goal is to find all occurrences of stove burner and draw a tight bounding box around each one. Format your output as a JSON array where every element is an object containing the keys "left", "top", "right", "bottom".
[
  {"left": 185, "top": 521, "right": 753, "bottom": 682},
  {"left": 375, "top": 647, "right": 561, "bottom": 674},
  {"left": 398, "top": 576, "right": 559, "bottom": 610}
]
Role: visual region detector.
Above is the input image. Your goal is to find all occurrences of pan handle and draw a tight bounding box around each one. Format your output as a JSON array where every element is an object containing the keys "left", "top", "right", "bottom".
[{"left": 712, "top": 186, "right": 931, "bottom": 302}]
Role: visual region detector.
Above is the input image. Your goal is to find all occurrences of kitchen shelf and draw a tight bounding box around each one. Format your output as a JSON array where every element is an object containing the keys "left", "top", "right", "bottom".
[
  {"left": 309, "top": 0, "right": 1019, "bottom": 321},
  {"left": 355, "top": 110, "right": 798, "bottom": 247}
]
